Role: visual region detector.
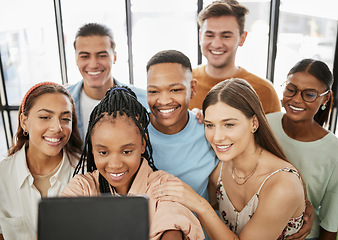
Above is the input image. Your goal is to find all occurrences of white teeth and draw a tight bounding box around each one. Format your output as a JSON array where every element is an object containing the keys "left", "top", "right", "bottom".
[
  {"left": 290, "top": 105, "right": 305, "bottom": 111},
  {"left": 159, "top": 108, "right": 175, "bottom": 114},
  {"left": 211, "top": 51, "right": 224, "bottom": 55},
  {"left": 110, "top": 172, "right": 125, "bottom": 177},
  {"left": 87, "top": 71, "right": 101, "bottom": 76},
  {"left": 217, "top": 144, "right": 231, "bottom": 149},
  {"left": 45, "top": 137, "right": 61, "bottom": 143}
]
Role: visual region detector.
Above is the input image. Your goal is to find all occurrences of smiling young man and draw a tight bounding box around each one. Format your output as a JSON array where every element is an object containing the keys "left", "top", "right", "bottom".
[
  {"left": 146, "top": 49, "right": 218, "bottom": 203},
  {"left": 189, "top": 0, "right": 281, "bottom": 114},
  {"left": 66, "top": 23, "right": 148, "bottom": 140}
]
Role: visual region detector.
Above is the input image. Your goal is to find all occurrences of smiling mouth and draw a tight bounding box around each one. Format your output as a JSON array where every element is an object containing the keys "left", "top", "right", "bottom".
[
  {"left": 44, "top": 137, "right": 62, "bottom": 143},
  {"left": 110, "top": 172, "right": 126, "bottom": 177},
  {"left": 210, "top": 50, "right": 225, "bottom": 55},
  {"left": 158, "top": 108, "right": 176, "bottom": 114},
  {"left": 289, "top": 105, "right": 305, "bottom": 111},
  {"left": 215, "top": 144, "right": 232, "bottom": 151},
  {"left": 87, "top": 71, "right": 102, "bottom": 76}
]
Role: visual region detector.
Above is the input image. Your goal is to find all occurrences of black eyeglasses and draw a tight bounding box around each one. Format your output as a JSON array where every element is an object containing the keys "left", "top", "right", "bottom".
[{"left": 282, "top": 83, "right": 329, "bottom": 103}]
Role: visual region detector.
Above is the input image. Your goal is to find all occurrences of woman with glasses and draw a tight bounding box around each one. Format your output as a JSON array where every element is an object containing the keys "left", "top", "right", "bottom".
[{"left": 266, "top": 59, "right": 338, "bottom": 240}]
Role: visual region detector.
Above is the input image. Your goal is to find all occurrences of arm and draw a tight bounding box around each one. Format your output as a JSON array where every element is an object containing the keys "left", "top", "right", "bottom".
[
  {"left": 160, "top": 230, "right": 183, "bottom": 240},
  {"left": 191, "top": 108, "right": 204, "bottom": 124},
  {"left": 286, "top": 200, "right": 314, "bottom": 240},
  {"left": 152, "top": 176, "right": 239, "bottom": 240},
  {"left": 318, "top": 227, "right": 337, "bottom": 240}
]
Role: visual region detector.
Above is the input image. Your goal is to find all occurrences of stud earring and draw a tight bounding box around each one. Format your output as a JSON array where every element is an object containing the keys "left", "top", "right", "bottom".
[
  {"left": 23, "top": 130, "right": 28, "bottom": 136},
  {"left": 321, "top": 104, "right": 327, "bottom": 111},
  {"left": 252, "top": 127, "right": 257, "bottom": 133}
]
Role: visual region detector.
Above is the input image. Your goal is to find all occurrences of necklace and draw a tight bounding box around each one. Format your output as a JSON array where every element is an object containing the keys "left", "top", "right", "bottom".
[{"left": 232, "top": 148, "right": 263, "bottom": 185}]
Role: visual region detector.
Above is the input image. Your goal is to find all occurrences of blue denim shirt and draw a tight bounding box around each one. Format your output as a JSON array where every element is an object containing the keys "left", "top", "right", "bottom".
[{"left": 66, "top": 79, "right": 148, "bottom": 140}]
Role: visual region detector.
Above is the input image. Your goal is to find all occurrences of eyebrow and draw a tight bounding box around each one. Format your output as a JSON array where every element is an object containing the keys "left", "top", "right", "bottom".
[
  {"left": 78, "top": 51, "right": 108, "bottom": 55},
  {"left": 204, "top": 118, "right": 239, "bottom": 123},
  {"left": 37, "top": 109, "right": 72, "bottom": 115},
  {"left": 147, "top": 83, "right": 185, "bottom": 89},
  {"left": 205, "top": 30, "right": 233, "bottom": 35}
]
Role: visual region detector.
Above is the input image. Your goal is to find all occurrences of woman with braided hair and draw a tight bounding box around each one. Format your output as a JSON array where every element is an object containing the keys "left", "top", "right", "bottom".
[
  {"left": 0, "top": 82, "right": 82, "bottom": 240},
  {"left": 62, "top": 86, "right": 204, "bottom": 240}
]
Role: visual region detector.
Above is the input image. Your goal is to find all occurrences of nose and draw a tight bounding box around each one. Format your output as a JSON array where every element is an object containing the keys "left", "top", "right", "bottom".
[
  {"left": 211, "top": 36, "right": 223, "bottom": 48},
  {"left": 107, "top": 155, "right": 124, "bottom": 169},
  {"left": 50, "top": 119, "right": 62, "bottom": 132},
  {"left": 157, "top": 92, "right": 172, "bottom": 105},
  {"left": 88, "top": 56, "right": 99, "bottom": 68},
  {"left": 211, "top": 126, "right": 226, "bottom": 143},
  {"left": 292, "top": 90, "right": 303, "bottom": 103}
]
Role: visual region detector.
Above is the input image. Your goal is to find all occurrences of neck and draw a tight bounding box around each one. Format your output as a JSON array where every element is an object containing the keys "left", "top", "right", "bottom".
[
  {"left": 83, "top": 77, "right": 115, "bottom": 100},
  {"left": 205, "top": 63, "right": 239, "bottom": 79},
  {"left": 232, "top": 144, "right": 260, "bottom": 176},
  {"left": 149, "top": 111, "right": 189, "bottom": 135},
  {"left": 26, "top": 148, "right": 63, "bottom": 175},
  {"left": 282, "top": 114, "right": 326, "bottom": 141}
]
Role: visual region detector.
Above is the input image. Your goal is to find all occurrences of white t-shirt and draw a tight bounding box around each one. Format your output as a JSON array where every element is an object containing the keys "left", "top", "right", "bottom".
[
  {"left": 80, "top": 89, "right": 100, "bottom": 134},
  {"left": 0, "top": 146, "right": 76, "bottom": 240}
]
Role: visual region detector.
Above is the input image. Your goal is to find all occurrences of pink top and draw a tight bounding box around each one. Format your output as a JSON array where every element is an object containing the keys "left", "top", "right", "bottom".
[
  {"left": 62, "top": 159, "right": 204, "bottom": 239},
  {"left": 217, "top": 163, "right": 304, "bottom": 239}
]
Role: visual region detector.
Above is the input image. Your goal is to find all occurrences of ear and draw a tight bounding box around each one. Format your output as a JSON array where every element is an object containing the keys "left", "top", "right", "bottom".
[
  {"left": 322, "top": 90, "right": 332, "bottom": 105},
  {"left": 20, "top": 113, "right": 28, "bottom": 133},
  {"left": 112, "top": 51, "right": 117, "bottom": 64},
  {"left": 198, "top": 30, "right": 202, "bottom": 47},
  {"left": 190, "top": 79, "right": 198, "bottom": 100},
  {"left": 239, "top": 31, "right": 248, "bottom": 47},
  {"left": 251, "top": 115, "right": 259, "bottom": 133},
  {"left": 141, "top": 134, "right": 147, "bottom": 154}
]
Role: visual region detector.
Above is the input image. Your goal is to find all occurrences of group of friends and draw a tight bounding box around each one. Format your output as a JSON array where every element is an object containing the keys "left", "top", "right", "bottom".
[{"left": 0, "top": 0, "right": 337, "bottom": 240}]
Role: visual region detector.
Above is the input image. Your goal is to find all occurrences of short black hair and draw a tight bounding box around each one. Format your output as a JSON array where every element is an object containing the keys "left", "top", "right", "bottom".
[
  {"left": 146, "top": 50, "right": 192, "bottom": 72},
  {"left": 73, "top": 23, "right": 116, "bottom": 50}
]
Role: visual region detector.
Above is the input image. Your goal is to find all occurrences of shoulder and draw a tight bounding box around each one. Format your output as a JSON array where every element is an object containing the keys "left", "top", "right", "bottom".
[
  {"left": 192, "top": 65, "right": 206, "bottom": 78},
  {"left": 260, "top": 168, "right": 304, "bottom": 205},
  {"left": 62, "top": 171, "right": 100, "bottom": 197},
  {"left": 237, "top": 67, "right": 275, "bottom": 89},
  {"left": 266, "top": 112, "right": 283, "bottom": 124},
  {"left": 65, "top": 81, "right": 83, "bottom": 95}
]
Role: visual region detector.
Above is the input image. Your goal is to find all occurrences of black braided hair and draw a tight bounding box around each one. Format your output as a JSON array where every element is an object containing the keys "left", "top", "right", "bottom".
[{"left": 73, "top": 85, "right": 157, "bottom": 194}]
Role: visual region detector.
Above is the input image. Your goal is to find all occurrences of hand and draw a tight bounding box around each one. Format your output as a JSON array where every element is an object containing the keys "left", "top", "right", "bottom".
[
  {"left": 286, "top": 200, "right": 314, "bottom": 240},
  {"left": 191, "top": 108, "right": 203, "bottom": 124},
  {"left": 152, "top": 176, "right": 203, "bottom": 213}
]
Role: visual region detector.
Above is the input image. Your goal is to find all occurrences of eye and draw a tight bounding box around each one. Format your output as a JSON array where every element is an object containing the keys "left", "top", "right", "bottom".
[
  {"left": 99, "top": 54, "right": 108, "bottom": 58},
  {"left": 61, "top": 117, "right": 72, "bottom": 122},
  {"left": 204, "top": 123, "right": 214, "bottom": 129},
  {"left": 98, "top": 150, "right": 108, "bottom": 156},
  {"left": 304, "top": 91, "right": 317, "bottom": 99},
  {"left": 224, "top": 123, "right": 234, "bottom": 128},
  {"left": 147, "top": 90, "right": 158, "bottom": 94},
  {"left": 79, "top": 55, "right": 89, "bottom": 59},
  {"left": 222, "top": 35, "right": 231, "bottom": 39},
  {"left": 39, "top": 116, "right": 50, "bottom": 120},
  {"left": 123, "top": 150, "right": 133, "bottom": 155},
  {"left": 171, "top": 88, "right": 183, "bottom": 93}
]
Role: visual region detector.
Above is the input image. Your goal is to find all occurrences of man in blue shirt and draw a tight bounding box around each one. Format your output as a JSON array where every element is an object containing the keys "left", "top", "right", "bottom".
[
  {"left": 146, "top": 49, "right": 218, "bottom": 203},
  {"left": 66, "top": 23, "right": 147, "bottom": 140}
]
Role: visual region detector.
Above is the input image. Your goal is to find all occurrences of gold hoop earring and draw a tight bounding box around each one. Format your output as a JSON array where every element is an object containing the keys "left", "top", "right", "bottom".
[{"left": 23, "top": 130, "right": 28, "bottom": 136}]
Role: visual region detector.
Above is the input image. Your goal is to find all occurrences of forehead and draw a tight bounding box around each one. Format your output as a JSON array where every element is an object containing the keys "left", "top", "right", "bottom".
[
  {"left": 91, "top": 115, "right": 141, "bottom": 142},
  {"left": 30, "top": 93, "right": 72, "bottom": 112},
  {"left": 201, "top": 15, "right": 240, "bottom": 33},
  {"left": 287, "top": 72, "right": 326, "bottom": 90},
  {"left": 75, "top": 35, "right": 112, "bottom": 52},
  {"left": 147, "top": 63, "right": 191, "bottom": 87},
  {"left": 205, "top": 101, "right": 247, "bottom": 121}
]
